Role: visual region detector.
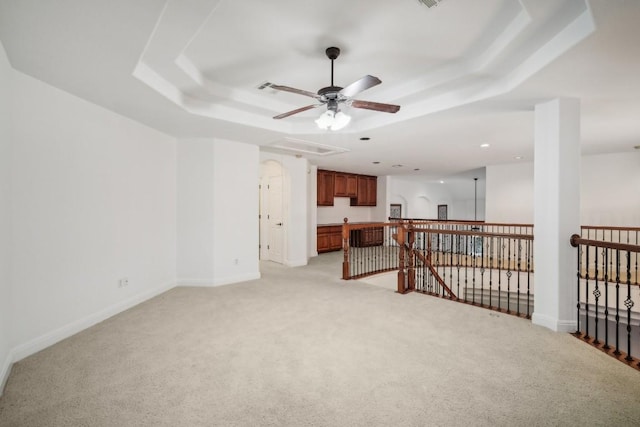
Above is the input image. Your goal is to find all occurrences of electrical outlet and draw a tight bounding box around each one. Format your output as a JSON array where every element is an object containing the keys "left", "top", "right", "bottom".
[
  {"left": 119, "top": 278, "right": 129, "bottom": 288},
  {"left": 234, "top": 258, "right": 239, "bottom": 265}
]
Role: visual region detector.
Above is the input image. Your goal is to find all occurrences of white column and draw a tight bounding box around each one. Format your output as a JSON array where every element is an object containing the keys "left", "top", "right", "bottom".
[{"left": 532, "top": 98, "right": 581, "bottom": 332}]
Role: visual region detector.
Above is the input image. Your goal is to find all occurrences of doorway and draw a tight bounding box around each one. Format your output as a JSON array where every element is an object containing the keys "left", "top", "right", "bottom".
[{"left": 260, "top": 160, "right": 285, "bottom": 264}]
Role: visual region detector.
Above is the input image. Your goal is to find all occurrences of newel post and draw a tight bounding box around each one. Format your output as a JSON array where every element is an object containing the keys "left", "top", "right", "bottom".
[
  {"left": 397, "top": 223, "right": 407, "bottom": 293},
  {"left": 342, "top": 217, "right": 350, "bottom": 279}
]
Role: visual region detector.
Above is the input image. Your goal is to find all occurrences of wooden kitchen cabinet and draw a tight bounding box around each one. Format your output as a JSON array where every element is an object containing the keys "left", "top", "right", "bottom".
[
  {"left": 350, "top": 227, "right": 383, "bottom": 247},
  {"left": 317, "top": 225, "right": 343, "bottom": 253},
  {"left": 317, "top": 170, "right": 335, "bottom": 206},
  {"left": 334, "top": 172, "right": 357, "bottom": 197},
  {"left": 351, "top": 175, "right": 377, "bottom": 206}
]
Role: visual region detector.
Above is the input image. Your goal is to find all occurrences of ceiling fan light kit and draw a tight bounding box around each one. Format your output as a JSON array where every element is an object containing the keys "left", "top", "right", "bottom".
[
  {"left": 266, "top": 47, "right": 400, "bottom": 131},
  {"left": 315, "top": 110, "right": 351, "bottom": 131}
]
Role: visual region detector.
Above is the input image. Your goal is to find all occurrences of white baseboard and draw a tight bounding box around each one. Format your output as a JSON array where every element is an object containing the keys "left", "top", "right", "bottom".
[
  {"left": 0, "top": 348, "right": 14, "bottom": 397},
  {"left": 10, "top": 281, "right": 176, "bottom": 363},
  {"left": 285, "top": 258, "right": 308, "bottom": 267},
  {"left": 178, "top": 272, "right": 261, "bottom": 288},
  {"left": 532, "top": 312, "right": 577, "bottom": 333}
]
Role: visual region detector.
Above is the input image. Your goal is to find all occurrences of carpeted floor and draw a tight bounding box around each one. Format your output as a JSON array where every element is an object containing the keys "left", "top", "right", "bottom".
[{"left": 1, "top": 252, "right": 640, "bottom": 426}]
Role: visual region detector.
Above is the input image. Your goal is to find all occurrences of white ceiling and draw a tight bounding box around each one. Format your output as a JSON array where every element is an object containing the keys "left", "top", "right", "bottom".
[{"left": 0, "top": 0, "right": 638, "bottom": 179}]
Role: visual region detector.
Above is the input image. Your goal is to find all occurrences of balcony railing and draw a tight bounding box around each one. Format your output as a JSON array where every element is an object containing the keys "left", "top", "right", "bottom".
[
  {"left": 396, "top": 222, "right": 534, "bottom": 318},
  {"left": 341, "top": 219, "right": 640, "bottom": 370},
  {"left": 570, "top": 232, "right": 640, "bottom": 368}
]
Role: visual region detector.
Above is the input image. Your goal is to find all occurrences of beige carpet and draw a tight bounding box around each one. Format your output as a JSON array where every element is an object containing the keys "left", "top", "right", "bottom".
[{"left": 1, "top": 252, "right": 640, "bottom": 426}]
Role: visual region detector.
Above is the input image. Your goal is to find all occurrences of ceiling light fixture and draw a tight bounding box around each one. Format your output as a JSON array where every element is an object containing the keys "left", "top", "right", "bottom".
[
  {"left": 315, "top": 109, "right": 351, "bottom": 131},
  {"left": 480, "top": 143, "right": 490, "bottom": 148}
]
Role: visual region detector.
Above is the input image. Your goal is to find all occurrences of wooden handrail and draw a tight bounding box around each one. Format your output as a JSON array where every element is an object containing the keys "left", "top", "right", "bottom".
[
  {"left": 581, "top": 225, "right": 640, "bottom": 232},
  {"left": 409, "top": 227, "right": 534, "bottom": 241},
  {"left": 570, "top": 234, "right": 640, "bottom": 253}
]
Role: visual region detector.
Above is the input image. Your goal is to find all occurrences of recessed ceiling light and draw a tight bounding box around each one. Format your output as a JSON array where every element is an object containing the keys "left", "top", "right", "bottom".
[
  {"left": 392, "top": 164, "right": 403, "bottom": 168},
  {"left": 360, "top": 137, "right": 371, "bottom": 141},
  {"left": 372, "top": 161, "right": 380, "bottom": 164},
  {"left": 439, "top": 180, "right": 444, "bottom": 184},
  {"left": 514, "top": 156, "right": 523, "bottom": 160},
  {"left": 480, "top": 143, "right": 490, "bottom": 148}
]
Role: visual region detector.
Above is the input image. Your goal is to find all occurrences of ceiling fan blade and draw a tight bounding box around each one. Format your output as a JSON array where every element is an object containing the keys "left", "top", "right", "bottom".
[
  {"left": 351, "top": 100, "right": 400, "bottom": 113},
  {"left": 339, "top": 75, "right": 382, "bottom": 98},
  {"left": 269, "top": 84, "right": 321, "bottom": 99},
  {"left": 273, "top": 104, "right": 322, "bottom": 119}
]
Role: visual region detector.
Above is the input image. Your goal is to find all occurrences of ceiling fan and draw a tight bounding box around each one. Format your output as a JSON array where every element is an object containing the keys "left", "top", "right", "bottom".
[{"left": 263, "top": 47, "right": 400, "bottom": 130}]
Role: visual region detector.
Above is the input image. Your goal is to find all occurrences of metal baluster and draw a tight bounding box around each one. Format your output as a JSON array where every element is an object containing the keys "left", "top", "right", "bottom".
[
  {"left": 507, "top": 238, "right": 512, "bottom": 314},
  {"left": 457, "top": 234, "right": 461, "bottom": 298},
  {"left": 614, "top": 249, "right": 621, "bottom": 356},
  {"left": 472, "top": 233, "right": 477, "bottom": 305},
  {"left": 603, "top": 247, "right": 610, "bottom": 350},
  {"left": 464, "top": 234, "right": 469, "bottom": 303},
  {"left": 517, "top": 238, "right": 522, "bottom": 316},
  {"left": 625, "top": 251, "right": 633, "bottom": 361},
  {"left": 527, "top": 238, "right": 531, "bottom": 319},
  {"left": 594, "top": 245, "right": 600, "bottom": 345},
  {"left": 489, "top": 235, "right": 494, "bottom": 310},
  {"left": 498, "top": 237, "right": 503, "bottom": 311},
  {"left": 585, "top": 245, "right": 590, "bottom": 340},
  {"left": 576, "top": 243, "right": 582, "bottom": 335}
]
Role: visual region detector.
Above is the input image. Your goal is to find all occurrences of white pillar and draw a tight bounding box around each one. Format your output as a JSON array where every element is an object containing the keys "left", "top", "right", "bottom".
[{"left": 532, "top": 98, "right": 580, "bottom": 332}]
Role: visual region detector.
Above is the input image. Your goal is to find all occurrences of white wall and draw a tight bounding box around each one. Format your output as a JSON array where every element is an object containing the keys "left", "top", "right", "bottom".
[
  {"left": 9, "top": 70, "right": 178, "bottom": 362},
  {"left": 308, "top": 165, "right": 318, "bottom": 257},
  {"left": 485, "top": 162, "right": 535, "bottom": 223},
  {"left": 389, "top": 177, "right": 486, "bottom": 221},
  {"left": 177, "top": 140, "right": 215, "bottom": 282},
  {"left": 260, "top": 152, "right": 310, "bottom": 266},
  {"left": 317, "top": 197, "right": 377, "bottom": 224},
  {"left": 581, "top": 152, "right": 640, "bottom": 226},
  {"left": 485, "top": 152, "right": 640, "bottom": 226},
  {"left": 0, "top": 40, "right": 12, "bottom": 394},
  {"left": 178, "top": 139, "right": 260, "bottom": 285},
  {"left": 214, "top": 140, "right": 260, "bottom": 280}
]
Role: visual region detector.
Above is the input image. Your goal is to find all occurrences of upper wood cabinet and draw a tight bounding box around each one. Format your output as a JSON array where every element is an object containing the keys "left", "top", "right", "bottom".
[
  {"left": 317, "top": 169, "right": 376, "bottom": 206},
  {"left": 351, "top": 175, "right": 377, "bottom": 206},
  {"left": 334, "top": 173, "right": 358, "bottom": 197},
  {"left": 317, "top": 169, "right": 335, "bottom": 206}
]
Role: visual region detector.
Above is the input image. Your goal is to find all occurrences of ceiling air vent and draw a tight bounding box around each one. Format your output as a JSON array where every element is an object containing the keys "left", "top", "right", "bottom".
[
  {"left": 417, "top": 0, "right": 445, "bottom": 8},
  {"left": 266, "top": 138, "right": 349, "bottom": 157}
]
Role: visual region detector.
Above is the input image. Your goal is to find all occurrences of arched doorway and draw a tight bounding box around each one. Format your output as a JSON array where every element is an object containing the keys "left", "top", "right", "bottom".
[{"left": 260, "top": 160, "right": 285, "bottom": 264}]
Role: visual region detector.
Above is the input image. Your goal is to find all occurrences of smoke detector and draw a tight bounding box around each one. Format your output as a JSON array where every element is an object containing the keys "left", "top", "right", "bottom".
[{"left": 417, "top": 0, "right": 446, "bottom": 8}]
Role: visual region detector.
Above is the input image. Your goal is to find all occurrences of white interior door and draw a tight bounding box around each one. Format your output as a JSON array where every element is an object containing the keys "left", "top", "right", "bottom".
[{"left": 266, "top": 174, "right": 284, "bottom": 264}]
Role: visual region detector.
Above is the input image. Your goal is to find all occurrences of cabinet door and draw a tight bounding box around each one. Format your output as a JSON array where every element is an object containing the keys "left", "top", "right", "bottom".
[
  {"left": 366, "top": 176, "right": 377, "bottom": 206},
  {"left": 334, "top": 173, "right": 348, "bottom": 197},
  {"left": 317, "top": 170, "right": 335, "bottom": 206},
  {"left": 345, "top": 174, "right": 358, "bottom": 197},
  {"left": 329, "top": 233, "right": 343, "bottom": 250},
  {"left": 352, "top": 175, "right": 377, "bottom": 206},
  {"left": 317, "top": 234, "right": 331, "bottom": 252},
  {"left": 335, "top": 173, "right": 358, "bottom": 197}
]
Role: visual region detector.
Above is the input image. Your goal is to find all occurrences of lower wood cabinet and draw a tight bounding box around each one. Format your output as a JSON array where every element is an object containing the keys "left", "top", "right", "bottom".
[
  {"left": 317, "top": 225, "right": 343, "bottom": 253},
  {"left": 349, "top": 227, "right": 383, "bottom": 247}
]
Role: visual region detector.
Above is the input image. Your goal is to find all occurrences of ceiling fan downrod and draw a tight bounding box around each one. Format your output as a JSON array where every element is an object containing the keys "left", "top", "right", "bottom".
[{"left": 326, "top": 47, "right": 340, "bottom": 87}]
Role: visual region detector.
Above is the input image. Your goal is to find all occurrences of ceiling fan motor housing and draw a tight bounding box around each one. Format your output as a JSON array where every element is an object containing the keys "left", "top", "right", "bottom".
[{"left": 325, "top": 46, "right": 340, "bottom": 60}]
